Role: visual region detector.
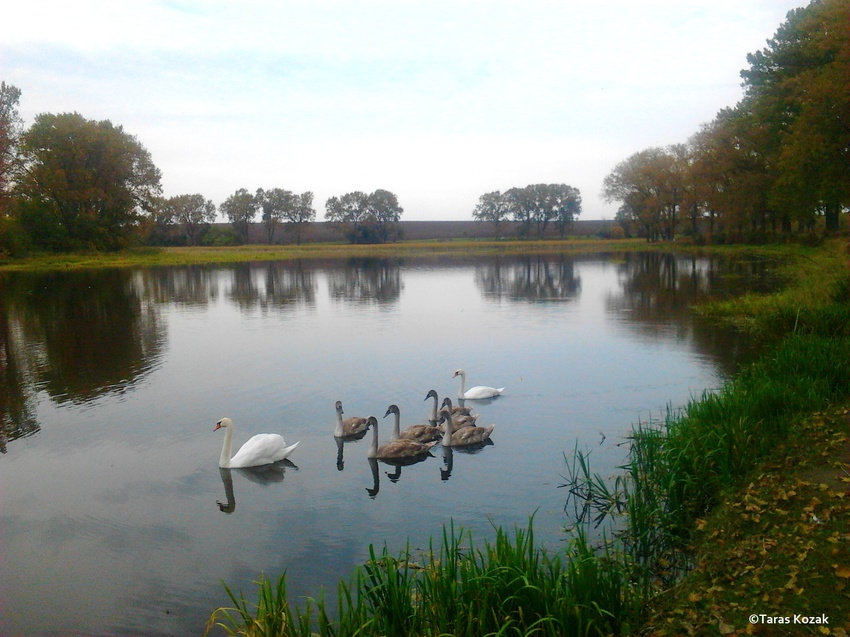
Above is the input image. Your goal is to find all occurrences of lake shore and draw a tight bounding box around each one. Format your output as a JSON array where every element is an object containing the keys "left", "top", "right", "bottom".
[{"left": 0, "top": 237, "right": 808, "bottom": 272}]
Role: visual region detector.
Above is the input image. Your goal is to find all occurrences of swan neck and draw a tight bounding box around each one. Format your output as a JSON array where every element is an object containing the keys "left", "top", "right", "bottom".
[
  {"left": 219, "top": 425, "right": 233, "bottom": 468},
  {"left": 441, "top": 412, "right": 454, "bottom": 446},
  {"left": 368, "top": 421, "right": 379, "bottom": 457},
  {"left": 457, "top": 373, "right": 466, "bottom": 398},
  {"left": 429, "top": 394, "right": 438, "bottom": 420},
  {"left": 391, "top": 412, "right": 401, "bottom": 439}
]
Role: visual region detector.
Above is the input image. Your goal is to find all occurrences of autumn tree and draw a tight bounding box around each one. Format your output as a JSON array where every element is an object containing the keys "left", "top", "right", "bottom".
[
  {"left": 220, "top": 188, "right": 258, "bottom": 244},
  {"left": 603, "top": 147, "right": 686, "bottom": 241},
  {"left": 15, "top": 112, "right": 162, "bottom": 251}
]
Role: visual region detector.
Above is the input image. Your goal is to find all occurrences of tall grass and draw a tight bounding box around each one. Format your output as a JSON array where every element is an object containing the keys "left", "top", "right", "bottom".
[{"left": 205, "top": 519, "right": 642, "bottom": 637}]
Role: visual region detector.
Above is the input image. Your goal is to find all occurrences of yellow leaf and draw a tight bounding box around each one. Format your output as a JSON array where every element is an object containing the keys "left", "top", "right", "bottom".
[
  {"left": 834, "top": 565, "right": 850, "bottom": 578},
  {"left": 687, "top": 592, "right": 702, "bottom": 603}
]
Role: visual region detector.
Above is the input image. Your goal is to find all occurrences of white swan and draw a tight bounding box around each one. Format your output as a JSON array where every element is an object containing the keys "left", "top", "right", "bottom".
[
  {"left": 367, "top": 416, "right": 437, "bottom": 461},
  {"left": 214, "top": 417, "right": 300, "bottom": 468},
  {"left": 334, "top": 400, "right": 370, "bottom": 438},
  {"left": 384, "top": 404, "right": 442, "bottom": 444},
  {"left": 453, "top": 369, "right": 504, "bottom": 400},
  {"left": 441, "top": 408, "right": 495, "bottom": 447}
]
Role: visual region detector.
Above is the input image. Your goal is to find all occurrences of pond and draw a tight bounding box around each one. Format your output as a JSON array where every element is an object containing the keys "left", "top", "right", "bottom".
[{"left": 0, "top": 252, "right": 779, "bottom": 636}]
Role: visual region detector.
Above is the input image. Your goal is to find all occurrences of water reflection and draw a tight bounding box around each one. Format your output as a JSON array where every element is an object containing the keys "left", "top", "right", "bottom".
[
  {"left": 216, "top": 460, "right": 299, "bottom": 514},
  {"left": 476, "top": 255, "right": 580, "bottom": 302},
  {"left": 0, "top": 270, "right": 164, "bottom": 447},
  {"left": 328, "top": 258, "right": 402, "bottom": 305}
]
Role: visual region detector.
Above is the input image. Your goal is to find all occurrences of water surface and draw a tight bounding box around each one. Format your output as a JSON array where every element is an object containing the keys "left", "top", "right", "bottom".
[{"left": 0, "top": 252, "right": 777, "bottom": 636}]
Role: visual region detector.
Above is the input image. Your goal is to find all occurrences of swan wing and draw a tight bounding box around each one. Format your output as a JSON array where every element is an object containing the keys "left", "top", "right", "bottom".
[
  {"left": 453, "top": 424, "right": 495, "bottom": 446},
  {"left": 399, "top": 424, "right": 442, "bottom": 444},
  {"left": 377, "top": 439, "right": 435, "bottom": 459},
  {"left": 229, "top": 433, "right": 289, "bottom": 468},
  {"left": 463, "top": 386, "right": 505, "bottom": 399}
]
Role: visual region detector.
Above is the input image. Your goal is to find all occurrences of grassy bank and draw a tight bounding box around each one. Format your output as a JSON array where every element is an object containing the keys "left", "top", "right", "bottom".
[
  {"left": 181, "top": 239, "right": 847, "bottom": 635},
  {"left": 0, "top": 238, "right": 648, "bottom": 271},
  {"left": 0, "top": 237, "right": 812, "bottom": 272}
]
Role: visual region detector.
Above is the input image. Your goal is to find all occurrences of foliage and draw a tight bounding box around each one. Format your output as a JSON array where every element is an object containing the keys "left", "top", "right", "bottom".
[
  {"left": 472, "top": 190, "right": 512, "bottom": 238},
  {"left": 220, "top": 188, "right": 258, "bottom": 244},
  {"left": 14, "top": 112, "right": 162, "bottom": 251},
  {"left": 472, "top": 185, "right": 582, "bottom": 239},
  {"left": 325, "top": 189, "right": 403, "bottom": 243},
  {"left": 256, "top": 187, "right": 315, "bottom": 244},
  {"left": 158, "top": 193, "right": 216, "bottom": 246},
  {"left": 604, "top": 0, "right": 850, "bottom": 242},
  {"left": 0, "top": 81, "right": 23, "bottom": 216}
]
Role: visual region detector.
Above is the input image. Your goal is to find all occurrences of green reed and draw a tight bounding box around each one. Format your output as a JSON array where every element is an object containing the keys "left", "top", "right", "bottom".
[{"left": 206, "top": 518, "right": 641, "bottom": 637}]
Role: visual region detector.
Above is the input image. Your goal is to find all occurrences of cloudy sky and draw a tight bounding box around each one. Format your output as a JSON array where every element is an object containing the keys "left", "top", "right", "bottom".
[{"left": 4, "top": 0, "right": 804, "bottom": 221}]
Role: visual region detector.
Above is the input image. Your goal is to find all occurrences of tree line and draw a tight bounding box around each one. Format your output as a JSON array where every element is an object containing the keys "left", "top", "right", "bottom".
[
  {"left": 471, "top": 184, "right": 582, "bottom": 239},
  {"left": 603, "top": 0, "right": 849, "bottom": 243},
  {"left": 0, "top": 91, "right": 406, "bottom": 253}
]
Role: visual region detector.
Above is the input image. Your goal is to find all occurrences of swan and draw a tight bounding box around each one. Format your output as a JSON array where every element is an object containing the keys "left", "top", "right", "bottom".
[
  {"left": 367, "top": 416, "right": 437, "bottom": 462},
  {"left": 214, "top": 417, "right": 300, "bottom": 468},
  {"left": 334, "top": 400, "right": 370, "bottom": 438},
  {"left": 384, "top": 404, "right": 442, "bottom": 444},
  {"left": 453, "top": 369, "right": 504, "bottom": 400},
  {"left": 440, "top": 408, "right": 495, "bottom": 447},
  {"left": 439, "top": 397, "right": 478, "bottom": 428},
  {"left": 425, "top": 389, "right": 475, "bottom": 420}
]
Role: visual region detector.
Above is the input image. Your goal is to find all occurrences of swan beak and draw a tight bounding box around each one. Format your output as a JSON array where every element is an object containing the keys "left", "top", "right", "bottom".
[{"left": 213, "top": 423, "right": 222, "bottom": 431}]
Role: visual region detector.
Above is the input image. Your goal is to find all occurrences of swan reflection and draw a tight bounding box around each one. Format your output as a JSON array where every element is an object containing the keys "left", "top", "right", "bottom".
[
  {"left": 365, "top": 454, "right": 432, "bottom": 498},
  {"left": 334, "top": 433, "right": 370, "bottom": 471},
  {"left": 440, "top": 440, "right": 495, "bottom": 481},
  {"left": 216, "top": 460, "right": 299, "bottom": 514}
]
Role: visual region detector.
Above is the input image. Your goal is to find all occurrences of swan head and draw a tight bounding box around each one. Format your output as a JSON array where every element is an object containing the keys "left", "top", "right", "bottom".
[
  {"left": 384, "top": 404, "right": 400, "bottom": 418},
  {"left": 214, "top": 417, "right": 232, "bottom": 432},
  {"left": 335, "top": 400, "right": 344, "bottom": 414},
  {"left": 425, "top": 389, "right": 438, "bottom": 401},
  {"left": 441, "top": 396, "right": 454, "bottom": 409},
  {"left": 366, "top": 416, "right": 378, "bottom": 427},
  {"left": 453, "top": 369, "right": 465, "bottom": 378}
]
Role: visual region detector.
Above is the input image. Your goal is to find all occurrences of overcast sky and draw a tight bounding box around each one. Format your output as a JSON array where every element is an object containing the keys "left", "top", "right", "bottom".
[{"left": 4, "top": 0, "right": 804, "bottom": 221}]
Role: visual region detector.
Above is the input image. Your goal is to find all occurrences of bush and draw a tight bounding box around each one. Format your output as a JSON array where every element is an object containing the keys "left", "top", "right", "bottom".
[
  {"left": 202, "top": 226, "right": 239, "bottom": 246},
  {"left": 0, "top": 215, "right": 31, "bottom": 257}
]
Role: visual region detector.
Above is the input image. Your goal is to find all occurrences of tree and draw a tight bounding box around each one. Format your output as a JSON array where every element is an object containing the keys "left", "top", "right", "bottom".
[
  {"left": 740, "top": 0, "right": 850, "bottom": 232},
  {"left": 15, "top": 112, "right": 162, "bottom": 251},
  {"left": 256, "top": 188, "right": 317, "bottom": 244},
  {"left": 472, "top": 191, "right": 512, "bottom": 238},
  {"left": 325, "top": 189, "right": 402, "bottom": 243},
  {"left": 162, "top": 193, "right": 216, "bottom": 245},
  {"left": 603, "top": 147, "right": 687, "bottom": 241},
  {"left": 286, "top": 191, "right": 316, "bottom": 244},
  {"left": 0, "top": 82, "right": 23, "bottom": 216},
  {"left": 220, "top": 188, "right": 258, "bottom": 244},
  {"left": 256, "top": 187, "right": 294, "bottom": 243}
]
